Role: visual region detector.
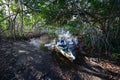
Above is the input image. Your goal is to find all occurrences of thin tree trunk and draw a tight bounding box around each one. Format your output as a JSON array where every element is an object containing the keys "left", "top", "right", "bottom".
[{"left": 20, "top": 2, "right": 24, "bottom": 34}]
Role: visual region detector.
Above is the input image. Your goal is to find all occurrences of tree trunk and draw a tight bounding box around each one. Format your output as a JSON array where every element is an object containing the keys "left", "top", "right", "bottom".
[{"left": 20, "top": 2, "right": 24, "bottom": 34}]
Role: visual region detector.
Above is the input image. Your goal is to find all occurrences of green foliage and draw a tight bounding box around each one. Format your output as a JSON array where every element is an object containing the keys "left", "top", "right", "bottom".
[
  {"left": 111, "top": 53, "right": 120, "bottom": 61},
  {"left": 0, "top": 0, "right": 120, "bottom": 58}
]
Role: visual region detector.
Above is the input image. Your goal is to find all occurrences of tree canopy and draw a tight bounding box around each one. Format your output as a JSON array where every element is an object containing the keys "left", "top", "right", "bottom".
[{"left": 0, "top": 0, "right": 120, "bottom": 53}]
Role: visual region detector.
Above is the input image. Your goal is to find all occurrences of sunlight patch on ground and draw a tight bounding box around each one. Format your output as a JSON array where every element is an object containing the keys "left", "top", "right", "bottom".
[
  {"left": 18, "top": 50, "right": 27, "bottom": 53},
  {"left": 27, "top": 56, "right": 34, "bottom": 61}
]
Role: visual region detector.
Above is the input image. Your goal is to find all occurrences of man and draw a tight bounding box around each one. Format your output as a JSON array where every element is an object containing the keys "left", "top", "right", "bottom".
[
  {"left": 57, "top": 37, "right": 66, "bottom": 47},
  {"left": 67, "top": 39, "right": 76, "bottom": 57}
]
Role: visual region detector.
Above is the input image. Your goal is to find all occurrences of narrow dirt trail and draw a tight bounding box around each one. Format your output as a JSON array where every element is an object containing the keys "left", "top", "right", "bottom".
[
  {"left": 11, "top": 40, "right": 101, "bottom": 80},
  {"left": 0, "top": 38, "right": 120, "bottom": 80}
]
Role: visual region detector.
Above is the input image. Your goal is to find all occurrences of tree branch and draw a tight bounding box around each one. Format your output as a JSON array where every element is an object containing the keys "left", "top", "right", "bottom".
[
  {"left": 0, "top": 14, "right": 16, "bottom": 22},
  {"left": 20, "top": 0, "right": 41, "bottom": 12}
]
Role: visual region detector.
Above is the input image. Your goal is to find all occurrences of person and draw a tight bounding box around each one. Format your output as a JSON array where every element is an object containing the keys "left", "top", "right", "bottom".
[
  {"left": 61, "top": 39, "right": 66, "bottom": 46},
  {"left": 57, "top": 37, "right": 66, "bottom": 47},
  {"left": 56, "top": 38, "right": 69, "bottom": 53},
  {"left": 68, "top": 39, "right": 76, "bottom": 57}
]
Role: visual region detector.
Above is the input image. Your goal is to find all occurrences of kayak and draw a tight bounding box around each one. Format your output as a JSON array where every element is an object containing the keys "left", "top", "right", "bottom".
[{"left": 54, "top": 45, "right": 76, "bottom": 61}]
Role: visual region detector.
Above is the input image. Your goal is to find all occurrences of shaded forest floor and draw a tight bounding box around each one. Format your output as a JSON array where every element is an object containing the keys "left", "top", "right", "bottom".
[{"left": 0, "top": 38, "right": 120, "bottom": 80}]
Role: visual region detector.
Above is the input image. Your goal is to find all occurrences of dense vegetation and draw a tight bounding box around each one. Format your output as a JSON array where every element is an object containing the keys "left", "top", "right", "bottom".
[{"left": 0, "top": 0, "right": 120, "bottom": 62}]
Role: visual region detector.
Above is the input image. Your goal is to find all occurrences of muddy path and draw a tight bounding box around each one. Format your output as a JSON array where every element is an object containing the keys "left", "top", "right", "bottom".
[{"left": 0, "top": 37, "right": 120, "bottom": 80}]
